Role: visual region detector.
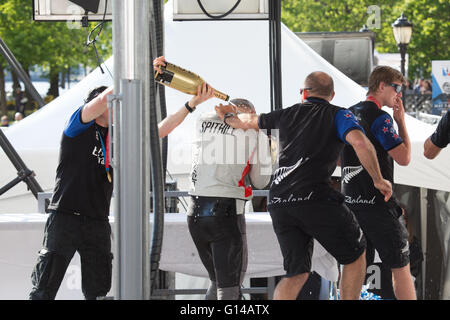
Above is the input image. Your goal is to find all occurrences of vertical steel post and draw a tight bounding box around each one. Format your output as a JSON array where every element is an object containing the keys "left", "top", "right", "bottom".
[
  {"left": 112, "top": 0, "right": 152, "bottom": 300},
  {"left": 119, "top": 79, "right": 144, "bottom": 299},
  {"left": 269, "top": 0, "right": 282, "bottom": 111}
]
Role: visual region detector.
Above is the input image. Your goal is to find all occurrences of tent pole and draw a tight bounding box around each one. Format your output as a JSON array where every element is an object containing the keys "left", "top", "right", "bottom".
[{"left": 420, "top": 187, "right": 427, "bottom": 299}]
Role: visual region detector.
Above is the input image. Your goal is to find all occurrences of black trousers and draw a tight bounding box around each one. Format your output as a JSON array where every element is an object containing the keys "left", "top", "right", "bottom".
[
  {"left": 29, "top": 212, "right": 113, "bottom": 300},
  {"left": 187, "top": 196, "right": 247, "bottom": 289}
]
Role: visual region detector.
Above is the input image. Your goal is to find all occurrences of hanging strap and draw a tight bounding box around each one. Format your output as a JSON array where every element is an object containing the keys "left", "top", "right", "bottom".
[{"left": 238, "top": 146, "right": 257, "bottom": 198}]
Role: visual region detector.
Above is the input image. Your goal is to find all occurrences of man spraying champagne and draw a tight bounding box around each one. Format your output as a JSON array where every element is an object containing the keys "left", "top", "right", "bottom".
[{"left": 154, "top": 56, "right": 272, "bottom": 300}]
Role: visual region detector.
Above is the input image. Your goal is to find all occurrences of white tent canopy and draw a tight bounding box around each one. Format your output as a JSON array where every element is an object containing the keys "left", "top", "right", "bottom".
[{"left": 1, "top": 1, "right": 449, "bottom": 213}]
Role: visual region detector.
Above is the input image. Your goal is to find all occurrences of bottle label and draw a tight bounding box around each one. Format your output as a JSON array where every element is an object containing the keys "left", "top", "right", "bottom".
[{"left": 155, "top": 69, "right": 174, "bottom": 85}]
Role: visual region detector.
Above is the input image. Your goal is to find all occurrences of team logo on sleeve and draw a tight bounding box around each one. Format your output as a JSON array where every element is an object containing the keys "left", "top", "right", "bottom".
[
  {"left": 383, "top": 124, "right": 401, "bottom": 140},
  {"left": 380, "top": 116, "right": 402, "bottom": 141}
]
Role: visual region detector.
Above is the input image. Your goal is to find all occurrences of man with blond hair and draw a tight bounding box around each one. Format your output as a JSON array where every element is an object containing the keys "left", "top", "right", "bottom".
[{"left": 340, "top": 66, "right": 416, "bottom": 300}]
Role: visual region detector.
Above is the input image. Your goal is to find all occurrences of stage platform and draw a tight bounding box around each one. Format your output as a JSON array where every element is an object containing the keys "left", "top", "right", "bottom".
[{"left": 0, "top": 212, "right": 338, "bottom": 299}]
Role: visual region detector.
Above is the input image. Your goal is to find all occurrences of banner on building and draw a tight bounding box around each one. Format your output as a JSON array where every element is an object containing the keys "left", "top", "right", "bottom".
[{"left": 432, "top": 60, "right": 450, "bottom": 115}]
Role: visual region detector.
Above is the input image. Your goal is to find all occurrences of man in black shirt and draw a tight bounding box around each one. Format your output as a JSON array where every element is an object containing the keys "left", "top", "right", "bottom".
[
  {"left": 424, "top": 110, "right": 450, "bottom": 159},
  {"left": 340, "top": 66, "right": 416, "bottom": 300},
  {"left": 29, "top": 61, "right": 216, "bottom": 300},
  {"left": 30, "top": 86, "right": 114, "bottom": 300},
  {"left": 215, "top": 71, "right": 392, "bottom": 300}
]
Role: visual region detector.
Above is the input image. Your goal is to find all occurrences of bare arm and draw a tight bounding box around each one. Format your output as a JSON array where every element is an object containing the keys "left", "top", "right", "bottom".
[
  {"left": 424, "top": 137, "right": 442, "bottom": 159},
  {"left": 158, "top": 104, "right": 190, "bottom": 138},
  {"left": 345, "top": 129, "right": 392, "bottom": 202},
  {"left": 388, "top": 97, "right": 411, "bottom": 165},
  {"left": 81, "top": 86, "right": 113, "bottom": 123},
  {"left": 249, "top": 132, "right": 273, "bottom": 189},
  {"left": 158, "top": 82, "right": 214, "bottom": 138},
  {"left": 215, "top": 104, "right": 259, "bottom": 130}
]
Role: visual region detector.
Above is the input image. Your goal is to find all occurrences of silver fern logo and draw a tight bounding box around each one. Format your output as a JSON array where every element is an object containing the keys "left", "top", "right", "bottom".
[
  {"left": 342, "top": 166, "right": 364, "bottom": 184},
  {"left": 271, "top": 157, "right": 309, "bottom": 186}
]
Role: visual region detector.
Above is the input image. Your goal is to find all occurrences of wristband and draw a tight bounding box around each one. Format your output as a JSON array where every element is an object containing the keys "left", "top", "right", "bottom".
[{"left": 185, "top": 101, "right": 195, "bottom": 113}]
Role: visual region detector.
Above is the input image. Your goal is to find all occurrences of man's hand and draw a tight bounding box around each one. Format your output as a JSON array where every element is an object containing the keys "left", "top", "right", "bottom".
[
  {"left": 393, "top": 96, "right": 405, "bottom": 124},
  {"left": 189, "top": 82, "right": 215, "bottom": 109},
  {"left": 215, "top": 103, "right": 237, "bottom": 121},
  {"left": 153, "top": 56, "right": 166, "bottom": 74},
  {"left": 374, "top": 178, "right": 393, "bottom": 202}
]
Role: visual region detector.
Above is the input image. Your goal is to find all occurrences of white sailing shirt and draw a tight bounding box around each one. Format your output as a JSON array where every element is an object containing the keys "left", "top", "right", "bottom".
[{"left": 189, "top": 112, "right": 272, "bottom": 203}]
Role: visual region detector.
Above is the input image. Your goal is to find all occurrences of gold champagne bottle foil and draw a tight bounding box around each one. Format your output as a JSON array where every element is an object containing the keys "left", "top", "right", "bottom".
[{"left": 154, "top": 62, "right": 230, "bottom": 101}]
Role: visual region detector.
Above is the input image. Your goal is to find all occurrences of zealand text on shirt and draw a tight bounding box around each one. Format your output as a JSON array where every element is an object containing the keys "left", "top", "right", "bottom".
[
  {"left": 345, "top": 195, "right": 376, "bottom": 205},
  {"left": 268, "top": 191, "right": 314, "bottom": 205}
]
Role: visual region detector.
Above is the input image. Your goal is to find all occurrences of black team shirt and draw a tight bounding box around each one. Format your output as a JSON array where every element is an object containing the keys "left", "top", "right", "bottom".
[
  {"left": 258, "top": 97, "right": 363, "bottom": 209},
  {"left": 48, "top": 106, "right": 113, "bottom": 220},
  {"left": 341, "top": 100, "right": 403, "bottom": 209}
]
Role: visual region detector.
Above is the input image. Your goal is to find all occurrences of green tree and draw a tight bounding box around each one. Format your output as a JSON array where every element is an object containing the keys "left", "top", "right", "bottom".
[
  {"left": 282, "top": 0, "right": 392, "bottom": 33},
  {"left": 0, "top": 0, "right": 112, "bottom": 106},
  {"left": 376, "top": 0, "right": 450, "bottom": 78},
  {"left": 281, "top": 0, "right": 450, "bottom": 79}
]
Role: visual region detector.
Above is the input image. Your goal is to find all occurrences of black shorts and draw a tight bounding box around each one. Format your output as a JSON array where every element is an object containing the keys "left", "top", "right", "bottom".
[
  {"left": 351, "top": 205, "right": 410, "bottom": 269},
  {"left": 270, "top": 203, "right": 366, "bottom": 277}
]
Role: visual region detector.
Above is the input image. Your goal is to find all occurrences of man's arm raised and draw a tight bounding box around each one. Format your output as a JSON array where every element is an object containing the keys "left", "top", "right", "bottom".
[
  {"left": 215, "top": 104, "right": 259, "bottom": 130},
  {"left": 158, "top": 82, "right": 214, "bottom": 138},
  {"left": 81, "top": 86, "right": 113, "bottom": 123}
]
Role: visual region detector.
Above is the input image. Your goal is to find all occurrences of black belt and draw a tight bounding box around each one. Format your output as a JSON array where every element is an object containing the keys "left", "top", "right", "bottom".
[
  {"left": 189, "top": 196, "right": 237, "bottom": 217},
  {"left": 48, "top": 209, "right": 81, "bottom": 216},
  {"left": 48, "top": 209, "right": 108, "bottom": 222}
]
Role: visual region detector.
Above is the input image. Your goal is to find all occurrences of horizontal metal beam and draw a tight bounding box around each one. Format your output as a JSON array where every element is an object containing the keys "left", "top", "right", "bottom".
[
  {"left": 152, "top": 287, "right": 270, "bottom": 296},
  {"left": 38, "top": 190, "right": 271, "bottom": 213}
]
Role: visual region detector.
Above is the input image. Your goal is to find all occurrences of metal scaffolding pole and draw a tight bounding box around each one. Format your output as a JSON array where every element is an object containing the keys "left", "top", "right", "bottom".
[
  {"left": 0, "top": 129, "right": 43, "bottom": 198},
  {"left": 269, "top": 0, "right": 282, "bottom": 111},
  {"left": 0, "top": 36, "right": 45, "bottom": 108},
  {"left": 112, "top": 0, "right": 152, "bottom": 300}
]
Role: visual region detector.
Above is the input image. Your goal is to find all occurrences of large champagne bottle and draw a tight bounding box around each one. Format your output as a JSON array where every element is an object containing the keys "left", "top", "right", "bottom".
[{"left": 154, "top": 61, "right": 230, "bottom": 101}]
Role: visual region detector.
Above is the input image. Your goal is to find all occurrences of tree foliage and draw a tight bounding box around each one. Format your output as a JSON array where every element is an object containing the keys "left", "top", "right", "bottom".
[
  {"left": 382, "top": 0, "right": 450, "bottom": 78},
  {"left": 281, "top": 0, "right": 449, "bottom": 79},
  {"left": 0, "top": 0, "right": 447, "bottom": 101},
  {"left": 0, "top": 0, "right": 112, "bottom": 98}
]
